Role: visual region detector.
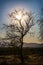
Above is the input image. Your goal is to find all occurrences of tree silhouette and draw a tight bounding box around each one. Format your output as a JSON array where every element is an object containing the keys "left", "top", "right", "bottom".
[
  {"left": 3, "top": 8, "right": 35, "bottom": 63},
  {"left": 38, "top": 8, "right": 43, "bottom": 42},
  {"left": 3, "top": 24, "right": 21, "bottom": 46}
]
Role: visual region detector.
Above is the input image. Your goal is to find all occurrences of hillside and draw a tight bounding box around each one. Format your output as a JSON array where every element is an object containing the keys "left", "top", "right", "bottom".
[
  {"left": 0, "top": 43, "right": 43, "bottom": 55},
  {"left": 23, "top": 43, "right": 43, "bottom": 47}
]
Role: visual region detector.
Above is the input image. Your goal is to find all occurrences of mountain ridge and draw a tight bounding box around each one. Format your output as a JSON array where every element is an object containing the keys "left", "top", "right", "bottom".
[{"left": 23, "top": 43, "right": 43, "bottom": 47}]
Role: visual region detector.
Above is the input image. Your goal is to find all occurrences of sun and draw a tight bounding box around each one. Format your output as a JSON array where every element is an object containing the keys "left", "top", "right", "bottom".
[
  {"left": 15, "top": 12, "right": 22, "bottom": 20},
  {"left": 9, "top": 8, "right": 29, "bottom": 26}
]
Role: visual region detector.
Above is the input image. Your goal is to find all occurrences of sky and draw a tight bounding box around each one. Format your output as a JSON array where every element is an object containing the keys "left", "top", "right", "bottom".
[{"left": 0, "top": 0, "right": 43, "bottom": 43}]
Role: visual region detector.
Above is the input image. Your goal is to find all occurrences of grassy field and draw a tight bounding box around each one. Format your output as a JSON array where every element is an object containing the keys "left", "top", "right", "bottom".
[{"left": 0, "top": 47, "right": 43, "bottom": 65}]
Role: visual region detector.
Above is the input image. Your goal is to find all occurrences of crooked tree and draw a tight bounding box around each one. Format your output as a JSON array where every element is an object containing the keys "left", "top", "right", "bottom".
[{"left": 4, "top": 8, "right": 35, "bottom": 63}]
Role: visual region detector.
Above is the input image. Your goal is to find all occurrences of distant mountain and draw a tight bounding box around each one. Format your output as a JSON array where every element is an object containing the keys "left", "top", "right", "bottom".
[
  {"left": 0, "top": 41, "right": 43, "bottom": 48},
  {"left": 23, "top": 43, "right": 43, "bottom": 47}
]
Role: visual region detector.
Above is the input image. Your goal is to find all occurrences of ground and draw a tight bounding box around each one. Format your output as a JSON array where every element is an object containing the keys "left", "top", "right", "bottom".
[{"left": 0, "top": 46, "right": 43, "bottom": 65}]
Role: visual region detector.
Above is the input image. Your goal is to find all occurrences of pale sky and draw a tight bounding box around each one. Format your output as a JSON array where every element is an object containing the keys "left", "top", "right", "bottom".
[{"left": 0, "top": 0, "right": 43, "bottom": 43}]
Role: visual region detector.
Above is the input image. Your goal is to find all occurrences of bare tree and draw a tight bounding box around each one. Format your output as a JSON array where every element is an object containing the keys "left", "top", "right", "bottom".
[
  {"left": 4, "top": 8, "right": 35, "bottom": 63},
  {"left": 38, "top": 8, "right": 43, "bottom": 42},
  {"left": 8, "top": 8, "right": 35, "bottom": 63}
]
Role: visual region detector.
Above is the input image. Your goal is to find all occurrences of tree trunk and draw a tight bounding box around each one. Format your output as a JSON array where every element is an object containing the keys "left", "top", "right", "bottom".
[{"left": 20, "top": 37, "right": 24, "bottom": 63}]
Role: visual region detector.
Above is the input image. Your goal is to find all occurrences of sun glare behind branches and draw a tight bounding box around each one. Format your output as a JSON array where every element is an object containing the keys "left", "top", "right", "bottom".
[{"left": 8, "top": 8, "right": 31, "bottom": 27}]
